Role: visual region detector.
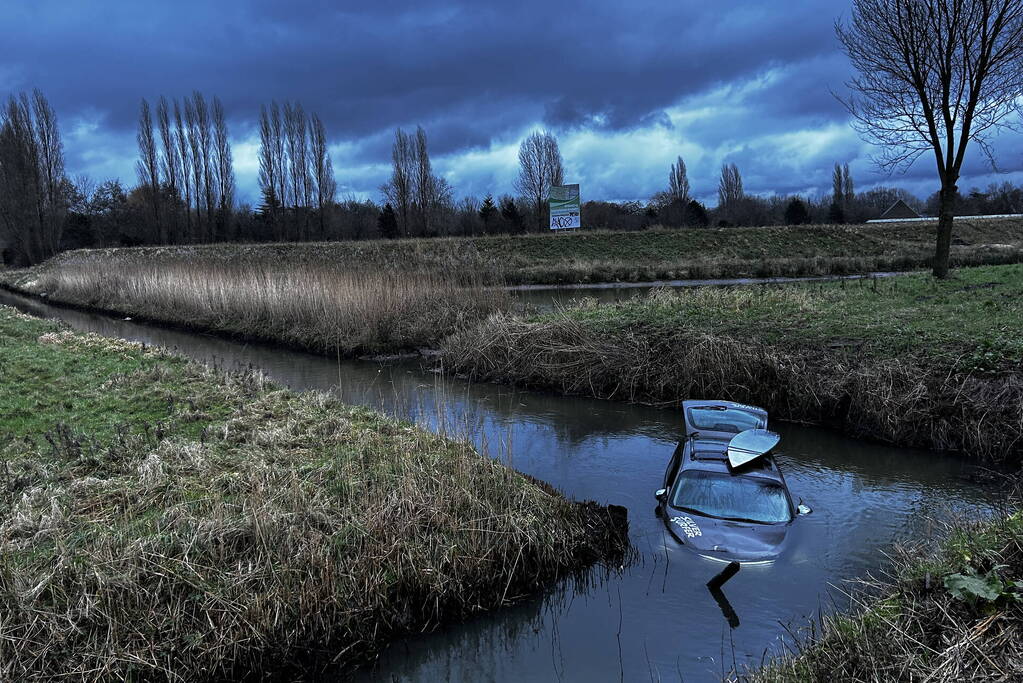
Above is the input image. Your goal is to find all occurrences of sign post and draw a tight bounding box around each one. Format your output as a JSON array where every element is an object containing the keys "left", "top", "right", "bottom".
[{"left": 549, "top": 184, "right": 580, "bottom": 230}]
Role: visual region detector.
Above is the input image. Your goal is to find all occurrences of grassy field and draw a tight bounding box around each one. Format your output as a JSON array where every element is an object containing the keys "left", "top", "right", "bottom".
[
  {"left": 2, "top": 258, "right": 508, "bottom": 356},
  {"left": 0, "top": 306, "right": 626, "bottom": 680},
  {"left": 748, "top": 505, "right": 1023, "bottom": 682},
  {"left": 442, "top": 264, "right": 1023, "bottom": 460},
  {"left": 4, "top": 217, "right": 1022, "bottom": 286}
]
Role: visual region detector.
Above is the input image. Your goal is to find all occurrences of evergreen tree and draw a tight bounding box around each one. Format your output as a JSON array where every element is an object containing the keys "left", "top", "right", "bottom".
[
  {"left": 499, "top": 195, "right": 524, "bottom": 232},
  {"left": 686, "top": 199, "right": 709, "bottom": 227},
  {"left": 378, "top": 203, "right": 399, "bottom": 239},
  {"left": 478, "top": 193, "right": 497, "bottom": 229},
  {"left": 784, "top": 197, "right": 810, "bottom": 225}
]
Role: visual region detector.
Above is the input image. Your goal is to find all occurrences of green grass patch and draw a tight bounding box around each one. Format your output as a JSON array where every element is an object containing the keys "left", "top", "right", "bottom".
[
  {"left": 550, "top": 264, "right": 1023, "bottom": 373},
  {"left": 0, "top": 309, "right": 232, "bottom": 441}
]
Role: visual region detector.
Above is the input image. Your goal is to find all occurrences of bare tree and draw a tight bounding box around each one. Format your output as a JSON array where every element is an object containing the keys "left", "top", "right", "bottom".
[
  {"left": 192, "top": 92, "right": 213, "bottom": 241},
  {"left": 136, "top": 98, "right": 162, "bottom": 242},
  {"left": 0, "top": 90, "right": 68, "bottom": 264},
  {"left": 413, "top": 126, "right": 437, "bottom": 235},
  {"left": 173, "top": 99, "right": 193, "bottom": 241},
  {"left": 258, "top": 103, "right": 282, "bottom": 238},
  {"left": 212, "top": 97, "right": 234, "bottom": 238},
  {"left": 717, "top": 163, "right": 743, "bottom": 207},
  {"left": 156, "top": 97, "right": 179, "bottom": 241},
  {"left": 184, "top": 97, "right": 204, "bottom": 239},
  {"left": 32, "top": 90, "right": 67, "bottom": 255},
  {"left": 310, "top": 113, "right": 336, "bottom": 238},
  {"left": 383, "top": 128, "right": 415, "bottom": 236},
  {"left": 283, "top": 102, "right": 307, "bottom": 238},
  {"left": 837, "top": 0, "right": 1023, "bottom": 278},
  {"left": 842, "top": 163, "right": 855, "bottom": 206},
  {"left": 843, "top": 162, "right": 856, "bottom": 220},
  {"left": 515, "top": 130, "right": 564, "bottom": 231},
  {"left": 669, "top": 156, "right": 691, "bottom": 205},
  {"left": 0, "top": 96, "right": 40, "bottom": 262},
  {"left": 668, "top": 155, "right": 691, "bottom": 226},
  {"left": 830, "top": 162, "right": 846, "bottom": 222}
]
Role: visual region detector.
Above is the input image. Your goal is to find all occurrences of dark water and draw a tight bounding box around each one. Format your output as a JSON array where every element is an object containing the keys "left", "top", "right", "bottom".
[
  {"left": 0, "top": 288, "right": 997, "bottom": 682},
  {"left": 510, "top": 271, "right": 909, "bottom": 310}
]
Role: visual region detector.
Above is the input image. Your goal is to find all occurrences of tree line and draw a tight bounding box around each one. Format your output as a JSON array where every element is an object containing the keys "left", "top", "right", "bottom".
[{"left": 2, "top": 81, "right": 1022, "bottom": 267}]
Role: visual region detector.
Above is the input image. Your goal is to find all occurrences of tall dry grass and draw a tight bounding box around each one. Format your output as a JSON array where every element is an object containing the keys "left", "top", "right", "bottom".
[{"left": 35, "top": 259, "right": 509, "bottom": 354}]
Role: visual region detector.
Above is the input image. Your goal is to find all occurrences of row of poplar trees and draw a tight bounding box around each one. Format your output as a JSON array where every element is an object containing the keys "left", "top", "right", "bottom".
[
  {"left": 257, "top": 101, "right": 337, "bottom": 242},
  {"left": 135, "top": 92, "right": 236, "bottom": 245}
]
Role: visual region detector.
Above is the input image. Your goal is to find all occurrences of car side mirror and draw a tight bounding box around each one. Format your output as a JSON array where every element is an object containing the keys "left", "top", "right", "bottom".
[
  {"left": 655, "top": 488, "right": 667, "bottom": 500},
  {"left": 797, "top": 504, "right": 812, "bottom": 516}
]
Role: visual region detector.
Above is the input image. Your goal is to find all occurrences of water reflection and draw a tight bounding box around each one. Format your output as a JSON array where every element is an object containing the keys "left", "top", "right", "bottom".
[{"left": 0, "top": 288, "right": 997, "bottom": 683}]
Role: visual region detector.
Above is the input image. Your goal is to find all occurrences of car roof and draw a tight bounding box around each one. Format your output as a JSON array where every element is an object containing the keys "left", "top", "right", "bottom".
[{"left": 680, "top": 438, "right": 785, "bottom": 484}]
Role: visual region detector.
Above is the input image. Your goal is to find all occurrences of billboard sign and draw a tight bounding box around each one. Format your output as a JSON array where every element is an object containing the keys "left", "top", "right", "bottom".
[{"left": 549, "top": 184, "right": 581, "bottom": 229}]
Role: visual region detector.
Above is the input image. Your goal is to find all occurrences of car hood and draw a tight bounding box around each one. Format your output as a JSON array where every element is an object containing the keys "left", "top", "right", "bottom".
[{"left": 665, "top": 510, "right": 790, "bottom": 563}]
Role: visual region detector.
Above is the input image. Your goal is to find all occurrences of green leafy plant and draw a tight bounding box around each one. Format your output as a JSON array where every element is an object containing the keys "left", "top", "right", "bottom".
[{"left": 944, "top": 565, "right": 1023, "bottom": 603}]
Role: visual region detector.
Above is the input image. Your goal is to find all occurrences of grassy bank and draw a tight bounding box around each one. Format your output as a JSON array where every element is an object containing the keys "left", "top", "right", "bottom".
[
  {"left": 0, "top": 306, "right": 627, "bottom": 680},
  {"left": 2, "top": 258, "right": 508, "bottom": 356},
  {"left": 442, "top": 264, "right": 1023, "bottom": 461},
  {"left": 3, "top": 217, "right": 1023, "bottom": 287},
  {"left": 748, "top": 506, "right": 1023, "bottom": 681}
]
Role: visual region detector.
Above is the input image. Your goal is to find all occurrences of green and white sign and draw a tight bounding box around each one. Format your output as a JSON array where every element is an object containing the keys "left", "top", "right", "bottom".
[{"left": 549, "top": 184, "right": 580, "bottom": 229}]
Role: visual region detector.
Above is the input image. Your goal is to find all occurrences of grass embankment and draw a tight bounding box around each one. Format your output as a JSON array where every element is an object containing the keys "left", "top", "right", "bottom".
[
  {"left": 749, "top": 508, "right": 1023, "bottom": 681},
  {"left": 0, "top": 306, "right": 627, "bottom": 680},
  {"left": 3, "top": 217, "right": 1022, "bottom": 287},
  {"left": 442, "top": 264, "right": 1023, "bottom": 461},
  {"left": 1, "top": 258, "right": 508, "bottom": 356}
]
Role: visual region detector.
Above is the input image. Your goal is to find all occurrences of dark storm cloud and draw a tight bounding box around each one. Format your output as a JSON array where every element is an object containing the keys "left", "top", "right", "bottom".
[
  {"left": 1, "top": 0, "right": 847, "bottom": 134},
  {"left": 2, "top": 0, "right": 1018, "bottom": 202}
]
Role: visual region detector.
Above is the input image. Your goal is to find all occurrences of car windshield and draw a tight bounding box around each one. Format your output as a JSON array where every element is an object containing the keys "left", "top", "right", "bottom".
[
  {"left": 687, "top": 406, "right": 763, "bottom": 434},
  {"left": 671, "top": 470, "right": 791, "bottom": 523}
]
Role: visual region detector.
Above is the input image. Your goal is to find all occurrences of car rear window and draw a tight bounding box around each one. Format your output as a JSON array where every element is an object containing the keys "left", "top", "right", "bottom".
[{"left": 687, "top": 406, "right": 765, "bottom": 434}]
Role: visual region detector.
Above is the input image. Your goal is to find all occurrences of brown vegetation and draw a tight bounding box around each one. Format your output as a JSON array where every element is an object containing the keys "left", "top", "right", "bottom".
[{"left": 24, "top": 257, "right": 508, "bottom": 355}]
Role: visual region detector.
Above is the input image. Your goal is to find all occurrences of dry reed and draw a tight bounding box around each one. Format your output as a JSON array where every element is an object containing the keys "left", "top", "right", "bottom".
[{"left": 32, "top": 258, "right": 509, "bottom": 355}]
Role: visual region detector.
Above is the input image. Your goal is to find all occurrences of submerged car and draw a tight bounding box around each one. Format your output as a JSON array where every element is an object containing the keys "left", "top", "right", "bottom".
[{"left": 656, "top": 400, "right": 810, "bottom": 564}]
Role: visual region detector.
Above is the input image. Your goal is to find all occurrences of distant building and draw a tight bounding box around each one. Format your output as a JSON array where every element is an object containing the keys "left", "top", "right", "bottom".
[{"left": 879, "top": 199, "right": 921, "bottom": 220}]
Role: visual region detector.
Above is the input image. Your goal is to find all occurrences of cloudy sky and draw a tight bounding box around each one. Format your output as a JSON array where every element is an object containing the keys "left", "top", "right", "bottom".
[{"left": 2, "top": 0, "right": 1021, "bottom": 206}]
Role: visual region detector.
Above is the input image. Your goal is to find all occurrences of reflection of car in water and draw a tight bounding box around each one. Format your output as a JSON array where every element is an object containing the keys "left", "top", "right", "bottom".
[{"left": 656, "top": 400, "right": 810, "bottom": 564}]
